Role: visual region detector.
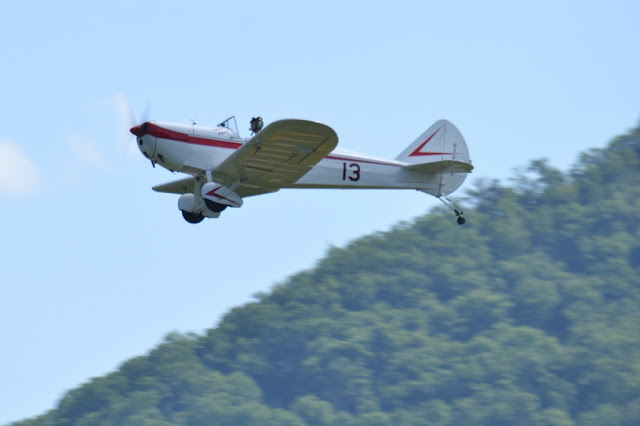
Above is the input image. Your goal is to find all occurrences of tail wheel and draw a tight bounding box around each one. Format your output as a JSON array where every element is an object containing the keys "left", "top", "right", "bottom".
[
  {"left": 182, "top": 210, "right": 204, "bottom": 224},
  {"left": 437, "top": 196, "right": 467, "bottom": 225}
]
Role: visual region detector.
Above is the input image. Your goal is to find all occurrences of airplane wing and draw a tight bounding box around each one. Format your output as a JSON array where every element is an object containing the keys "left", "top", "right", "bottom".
[
  {"left": 153, "top": 119, "right": 338, "bottom": 199},
  {"left": 152, "top": 176, "right": 276, "bottom": 198},
  {"left": 153, "top": 176, "right": 196, "bottom": 194},
  {"left": 210, "top": 119, "right": 338, "bottom": 197}
]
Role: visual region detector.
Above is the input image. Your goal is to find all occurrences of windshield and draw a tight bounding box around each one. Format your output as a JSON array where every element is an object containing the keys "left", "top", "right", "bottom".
[{"left": 217, "top": 116, "right": 239, "bottom": 135}]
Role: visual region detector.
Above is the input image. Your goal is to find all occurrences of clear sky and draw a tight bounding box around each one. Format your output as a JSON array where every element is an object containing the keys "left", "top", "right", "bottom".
[{"left": 1, "top": 0, "right": 639, "bottom": 423}]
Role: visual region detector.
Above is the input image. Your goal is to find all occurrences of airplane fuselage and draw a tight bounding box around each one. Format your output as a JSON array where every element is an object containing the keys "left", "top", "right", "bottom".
[
  {"left": 131, "top": 117, "right": 472, "bottom": 223},
  {"left": 135, "top": 121, "right": 465, "bottom": 198}
]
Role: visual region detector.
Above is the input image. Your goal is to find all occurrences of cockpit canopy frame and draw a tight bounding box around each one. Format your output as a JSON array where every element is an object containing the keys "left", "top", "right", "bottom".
[{"left": 217, "top": 116, "right": 239, "bottom": 135}]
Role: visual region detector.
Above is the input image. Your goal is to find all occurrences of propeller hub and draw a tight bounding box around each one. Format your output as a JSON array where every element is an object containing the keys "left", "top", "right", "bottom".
[{"left": 130, "top": 124, "right": 144, "bottom": 137}]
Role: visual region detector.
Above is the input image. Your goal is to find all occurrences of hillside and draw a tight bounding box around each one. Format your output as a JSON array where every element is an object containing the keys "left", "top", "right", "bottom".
[{"left": 12, "top": 121, "right": 640, "bottom": 425}]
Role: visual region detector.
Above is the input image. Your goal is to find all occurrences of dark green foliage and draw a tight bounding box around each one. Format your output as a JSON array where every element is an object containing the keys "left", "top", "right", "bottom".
[{"left": 12, "top": 120, "right": 640, "bottom": 425}]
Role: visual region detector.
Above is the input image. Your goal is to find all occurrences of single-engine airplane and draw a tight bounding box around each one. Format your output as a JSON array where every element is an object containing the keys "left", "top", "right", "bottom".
[{"left": 130, "top": 116, "right": 473, "bottom": 224}]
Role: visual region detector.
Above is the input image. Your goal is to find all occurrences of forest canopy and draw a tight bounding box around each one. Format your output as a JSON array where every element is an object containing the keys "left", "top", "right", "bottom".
[{"left": 12, "top": 120, "right": 640, "bottom": 425}]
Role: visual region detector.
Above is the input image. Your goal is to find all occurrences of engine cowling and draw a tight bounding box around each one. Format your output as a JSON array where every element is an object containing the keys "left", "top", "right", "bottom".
[{"left": 201, "top": 182, "right": 243, "bottom": 208}]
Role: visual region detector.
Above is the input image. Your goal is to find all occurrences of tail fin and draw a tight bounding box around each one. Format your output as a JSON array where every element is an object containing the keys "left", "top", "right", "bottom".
[{"left": 395, "top": 120, "right": 473, "bottom": 173}]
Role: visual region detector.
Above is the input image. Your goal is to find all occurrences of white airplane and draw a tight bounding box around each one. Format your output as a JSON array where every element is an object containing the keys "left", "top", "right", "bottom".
[{"left": 130, "top": 116, "right": 473, "bottom": 224}]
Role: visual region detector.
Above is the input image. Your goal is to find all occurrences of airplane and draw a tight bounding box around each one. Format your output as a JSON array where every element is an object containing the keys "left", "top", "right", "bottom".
[{"left": 130, "top": 116, "right": 473, "bottom": 224}]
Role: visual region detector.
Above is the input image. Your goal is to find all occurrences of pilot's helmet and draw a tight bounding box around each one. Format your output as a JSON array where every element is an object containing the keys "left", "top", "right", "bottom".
[{"left": 250, "top": 117, "right": 263, "bottom": 133}]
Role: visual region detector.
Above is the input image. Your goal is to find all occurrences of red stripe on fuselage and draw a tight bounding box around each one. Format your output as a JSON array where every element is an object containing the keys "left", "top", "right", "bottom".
[
  {"left": 147, "top": 123, "right": 243, "bottom": 150},
  {"left": 325, "top": 155, "right": 402, "bottom": 167},
  {"left": 146, "top": 123, "right": 403, "bottom": 168}
]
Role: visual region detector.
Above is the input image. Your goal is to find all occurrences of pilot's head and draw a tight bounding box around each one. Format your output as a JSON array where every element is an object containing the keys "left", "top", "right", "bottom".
[{"left": 250, "top": 117, "right": 263, "bottom": 134}]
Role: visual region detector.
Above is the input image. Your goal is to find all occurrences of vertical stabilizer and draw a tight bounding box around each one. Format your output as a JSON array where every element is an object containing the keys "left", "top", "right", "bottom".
[{"left": 395, "top": 119, "right": 471, "bottom": 167}]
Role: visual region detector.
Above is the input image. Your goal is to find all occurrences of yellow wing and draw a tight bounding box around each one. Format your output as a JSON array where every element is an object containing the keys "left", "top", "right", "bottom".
[
  {"left": 153, "top": 119, "right": 338, "bottom": 198},
  {"left": 211, "top": 119, "right": 338, "bottom": 197}
]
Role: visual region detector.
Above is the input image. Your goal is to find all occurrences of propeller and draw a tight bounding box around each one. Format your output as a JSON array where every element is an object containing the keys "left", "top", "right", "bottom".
[
  {"left": 112, "top": 93, "right": 149, "bottom": 157},
  {"left": 127, "top": 102, "right": 150, "bottom": 135}
]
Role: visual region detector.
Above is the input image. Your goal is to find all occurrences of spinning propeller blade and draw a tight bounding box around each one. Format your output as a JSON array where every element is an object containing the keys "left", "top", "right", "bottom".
[{"left": 113, "top": 94, "right": 150, "bottom": 157}]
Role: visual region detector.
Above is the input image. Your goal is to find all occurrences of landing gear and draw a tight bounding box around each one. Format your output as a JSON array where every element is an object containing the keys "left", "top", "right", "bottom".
[
  {"left": 182, "top": 210, "right": 204, "bottom": 224},
  {"left": 438, "top": 196, "right": 466, "bottom": 225},
  {"left": 204, "top": 199, "right": 228, "bottom": 213}
]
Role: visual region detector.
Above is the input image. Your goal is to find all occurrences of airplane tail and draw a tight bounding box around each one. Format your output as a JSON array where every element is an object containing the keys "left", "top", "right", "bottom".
[
  {"left": 395, "top": 119, "right": 472, "bottom": 172},
  {"left": 396, "top": 120, "right": 473, "bottom": 196}
]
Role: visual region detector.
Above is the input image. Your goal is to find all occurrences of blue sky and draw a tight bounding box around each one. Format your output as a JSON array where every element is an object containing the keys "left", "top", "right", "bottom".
[{"left": 1, "top": 0, "right": 639, "bottom": 423}]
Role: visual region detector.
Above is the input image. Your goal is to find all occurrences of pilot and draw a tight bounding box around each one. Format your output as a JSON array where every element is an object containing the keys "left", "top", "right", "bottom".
[{"left": 250, "top": 117, "right": 263, "bottom": 135}]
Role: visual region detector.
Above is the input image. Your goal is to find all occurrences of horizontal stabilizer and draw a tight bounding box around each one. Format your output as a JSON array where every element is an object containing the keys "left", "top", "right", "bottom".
[{"left": 404, "top": 160, "right": 474, "bottom": 174}]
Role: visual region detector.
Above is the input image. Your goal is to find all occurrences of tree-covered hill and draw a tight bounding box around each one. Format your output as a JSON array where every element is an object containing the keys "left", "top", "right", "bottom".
[{"left": 12, "top": 121, "right": 640, "bottom": 425}]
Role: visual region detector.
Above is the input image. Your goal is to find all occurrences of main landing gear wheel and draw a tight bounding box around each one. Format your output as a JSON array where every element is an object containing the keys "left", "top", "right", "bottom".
[
  {"left": 204, "top": 199, "right": 228, "bottom": 213},
  {"left": 182, "top": 210, "right": 204, "bottom": 224},
  {"left": 457, "top": 216, "right": 466, "bottom": 225}
]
